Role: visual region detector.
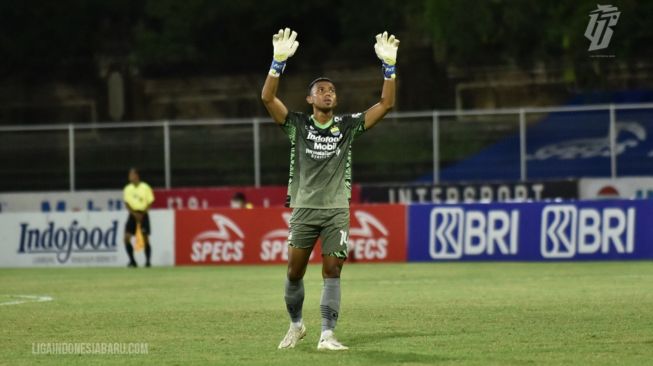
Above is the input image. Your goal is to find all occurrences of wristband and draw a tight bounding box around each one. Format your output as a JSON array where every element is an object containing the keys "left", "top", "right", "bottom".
[
  {"left": 382, "top": 62, "right": 396, "bottom": 80},
  {"left": 269, "top": 59, "right": 287, "bottom": 77}
]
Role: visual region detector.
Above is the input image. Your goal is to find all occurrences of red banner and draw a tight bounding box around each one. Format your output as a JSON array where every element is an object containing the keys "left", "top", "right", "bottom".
[
  {"left": 174, "top": 204, "right": 406, "bottom": 265},
  {"left": 153, "top": 186, "right": 361, "bottom": 209}
]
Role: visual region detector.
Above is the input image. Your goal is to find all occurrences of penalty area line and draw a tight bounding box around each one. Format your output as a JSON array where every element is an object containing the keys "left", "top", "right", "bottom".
[{"left": 0, "top": 295, "right": 53, "bottom": 306}]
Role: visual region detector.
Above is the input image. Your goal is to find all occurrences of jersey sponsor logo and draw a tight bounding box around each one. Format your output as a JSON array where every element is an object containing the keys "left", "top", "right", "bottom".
[
  {"left": 307, "top": 132, "right": 342, "bottom": 143},
  {"left": 305, "top": 131, "right": 344, "bottom": 159},
  {"left": 348, "top": 210, "right": 389, "bottom": 260},
  {"left": 540, "top": 205, "right": 635, "bottom": 258},
  {"left": 305, "top": 148, "right": 334, "bottom": 160},
  {"left": 351, "top": 113, "right": 362, "bottom": 118},
  {"left": 429, "top": 207, "right": 519, "bottom": 259},
  {"left": 259, "top": 212, "right": 315, "bottom": 261},
  {"left": 190, "top": 214, "right": 244, "bottom": 263}
]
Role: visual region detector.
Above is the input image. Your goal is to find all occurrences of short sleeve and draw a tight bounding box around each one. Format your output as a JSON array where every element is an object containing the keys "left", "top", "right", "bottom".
[
  {"left": 123, "top": 186, "right": 129, "bottom": 204},
  {"left": 280, "top": 111, "right": 302, "bottom": 140},
  {"left": 349, "top": 112, "right": 366, "bottom": 139},
  {"left": 146, "top": 184, "right": 155, "bottom": 204}
]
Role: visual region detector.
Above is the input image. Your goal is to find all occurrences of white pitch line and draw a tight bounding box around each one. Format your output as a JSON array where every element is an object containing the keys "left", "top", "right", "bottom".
[{"left": 0, "top": 295, "right": 53, "bottom": 306}]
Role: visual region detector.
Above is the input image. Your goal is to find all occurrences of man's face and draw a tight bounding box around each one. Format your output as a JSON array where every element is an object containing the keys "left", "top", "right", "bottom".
[
  {"left": 230, "top": 199, "right": 244, "bottom": 209},
  {"left": 129, "top": 169, "right": 140, "bottom": 184},
  {"left": 306, "top": 81, "right": 337, "bottom": 111}
]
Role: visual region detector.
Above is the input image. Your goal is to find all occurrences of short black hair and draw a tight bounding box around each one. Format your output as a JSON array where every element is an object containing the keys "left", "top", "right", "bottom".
[
  {"left": 307, "top": 77, "right": 334, "bottom": 95},
  {"left": 129, "top": 167, "right": 140, "bottom": 175}
]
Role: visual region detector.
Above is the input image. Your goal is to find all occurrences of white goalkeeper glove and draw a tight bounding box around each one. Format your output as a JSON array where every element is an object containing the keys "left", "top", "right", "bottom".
[
  {"left": 269, "top": 28, "right": 299, "bottom": 77},
  {"left": 374, "top": 31, "right": 400, "bottom": 79}
]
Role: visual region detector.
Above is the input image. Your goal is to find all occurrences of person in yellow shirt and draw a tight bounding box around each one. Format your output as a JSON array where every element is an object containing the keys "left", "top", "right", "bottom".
[{"left": 123, "top": 167, "right": 155, "bottom": 267}]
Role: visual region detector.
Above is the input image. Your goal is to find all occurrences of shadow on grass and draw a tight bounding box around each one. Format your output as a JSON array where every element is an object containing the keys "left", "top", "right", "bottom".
[
  {"left": 293, "top": 331, "right": 456, "bottom": 364},
  {"left": 353, "top": 349, "right": 455, "bottom": 364},
  {"left": 351, "top": 330, "right": 438, "bottom": 345}
]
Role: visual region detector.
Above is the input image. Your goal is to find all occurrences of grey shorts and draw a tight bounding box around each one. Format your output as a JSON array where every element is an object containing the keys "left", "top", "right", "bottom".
[{"left": 288, "top": 208, "right": 349, "bottom": 258}]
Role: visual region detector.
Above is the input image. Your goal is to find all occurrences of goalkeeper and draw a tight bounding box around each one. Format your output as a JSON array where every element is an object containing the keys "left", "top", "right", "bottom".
[{"left": 261, "top": 28, "right": 399, "bottom": 351}]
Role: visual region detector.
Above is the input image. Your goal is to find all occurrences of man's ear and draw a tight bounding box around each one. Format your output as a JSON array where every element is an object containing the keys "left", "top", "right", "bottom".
[{"left": 306, "top": 95, "right": 313, "bottom": 105}]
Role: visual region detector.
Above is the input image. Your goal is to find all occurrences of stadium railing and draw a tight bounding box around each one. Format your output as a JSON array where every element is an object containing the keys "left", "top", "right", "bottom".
[{"left": 1, "top": 103, "right": 653, "bottom": 191}]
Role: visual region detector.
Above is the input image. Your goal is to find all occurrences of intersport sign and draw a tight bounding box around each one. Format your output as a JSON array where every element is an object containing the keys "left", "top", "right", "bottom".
[{"left": 408, "top": 200, "right": 653, "bottom": 261}]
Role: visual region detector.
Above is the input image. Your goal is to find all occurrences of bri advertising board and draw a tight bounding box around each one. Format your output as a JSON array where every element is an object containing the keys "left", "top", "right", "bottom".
[
  {"left": 408, "top": 200, "right": 653, "bottom": 261},
  {"left": 0, "top": 210, "right": 175, "bottom": 267},
  {"left": 174, "top": 204, "right": 406, "bottom": 265}
]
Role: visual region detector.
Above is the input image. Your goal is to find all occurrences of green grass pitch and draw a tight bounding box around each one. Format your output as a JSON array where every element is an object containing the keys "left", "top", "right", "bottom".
[{"left": 1, "top": 262, "right": 652, "bottom": 365}]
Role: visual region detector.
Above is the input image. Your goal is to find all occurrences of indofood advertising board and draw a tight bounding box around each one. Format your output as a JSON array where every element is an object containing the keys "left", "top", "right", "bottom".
[{"left": 0, "top": 210, "right": 175, "bottom": 267}]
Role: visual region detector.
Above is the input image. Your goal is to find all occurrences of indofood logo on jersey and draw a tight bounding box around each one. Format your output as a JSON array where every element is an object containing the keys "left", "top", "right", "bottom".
[
  {"left": 17, "top": 220, "right": 119, "bottom": 263},
  {"left": 306, "top": 132, "right": 343, "bottom": 160}
]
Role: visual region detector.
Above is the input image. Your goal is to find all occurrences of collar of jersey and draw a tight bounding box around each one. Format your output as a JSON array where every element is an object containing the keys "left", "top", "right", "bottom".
[{"left": 310, "top": 115, "right": 334, "bottom": 129}]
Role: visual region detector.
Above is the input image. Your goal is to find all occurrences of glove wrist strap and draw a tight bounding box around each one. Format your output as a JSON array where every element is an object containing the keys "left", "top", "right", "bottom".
[
  {"left": 269, "top": 59, "right": 287, "bottom": 77},
  {"left": 382, "top": 62, "right": 396, "bottom": 80}
]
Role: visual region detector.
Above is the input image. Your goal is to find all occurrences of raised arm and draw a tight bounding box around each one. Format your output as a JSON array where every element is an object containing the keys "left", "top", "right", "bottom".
[
  {"left": 262, "top": 75, "right": 288, "bottom": 125},
  {"left": 261, "top": 28, "right": 299, "bottom": 125},
  {"left": 364, "top": 31, "right": 400, "bottom": 130}
]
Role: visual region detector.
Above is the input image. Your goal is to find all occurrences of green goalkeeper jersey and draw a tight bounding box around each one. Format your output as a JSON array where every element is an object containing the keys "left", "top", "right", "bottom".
[{"left": 281, "top": 111, "right": 366, "bottom": 208}]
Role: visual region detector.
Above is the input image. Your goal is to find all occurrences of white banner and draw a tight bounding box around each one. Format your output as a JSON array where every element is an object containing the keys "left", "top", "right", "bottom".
[
  {"left": 579, "top": 177, "right": 653, "bottom": 199},
  {"left": 0, "top": 210, "right": 175, "bottom": 267},
  {"left": 0, "top": 190, "right": 124, "bottom": 213}
]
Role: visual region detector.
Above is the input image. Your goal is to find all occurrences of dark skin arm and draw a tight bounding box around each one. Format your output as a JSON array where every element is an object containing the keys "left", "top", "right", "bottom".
[
  {"left": 261, "top": 75, "right": 289, "bottom": 125},
  {"left": 125, "top": 202, "right": 144, "bottom": 223},
  {"left": 363, "top": 78, "right": 395, "bottom": 129}
]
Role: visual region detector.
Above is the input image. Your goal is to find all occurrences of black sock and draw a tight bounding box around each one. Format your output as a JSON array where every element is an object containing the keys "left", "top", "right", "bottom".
[
  {"left": 145, "top": 242, "right": 151, "bottom": 265},
  {"left": 125, "top": 240, "right": 136, "bottom": 264}
]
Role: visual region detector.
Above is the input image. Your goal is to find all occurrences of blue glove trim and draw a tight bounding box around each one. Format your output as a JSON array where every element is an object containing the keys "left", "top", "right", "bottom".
[
  {"left": 382, "top": 62, "right": 396, "bottom": 80},
  {"left": 269, "top": 59, "right": 287, "bottom": 77}
]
